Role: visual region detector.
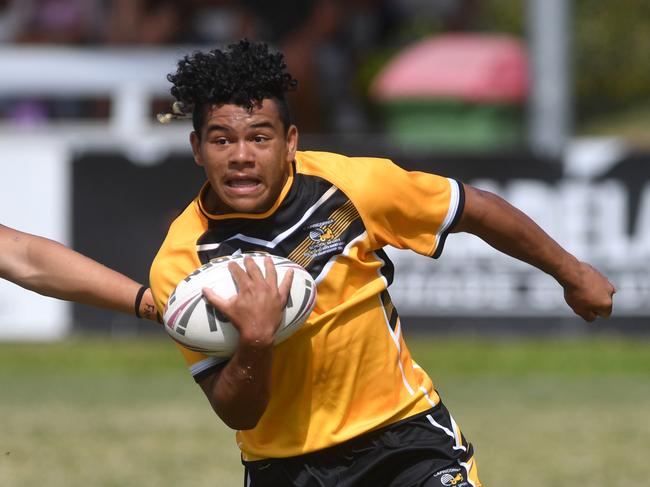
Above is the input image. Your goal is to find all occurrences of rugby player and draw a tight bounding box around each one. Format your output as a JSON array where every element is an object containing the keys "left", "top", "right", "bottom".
[{"left": 150, "top": 40, "right": 615, "bottom": 487}]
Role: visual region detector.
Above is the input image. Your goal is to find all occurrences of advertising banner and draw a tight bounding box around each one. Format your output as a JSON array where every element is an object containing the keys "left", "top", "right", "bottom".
[
  {"left": 387, "top": 149, "right": 649, "bottom": 318},
  {"left": 69, "top": 147, "right": 649, "bottom": 332}
]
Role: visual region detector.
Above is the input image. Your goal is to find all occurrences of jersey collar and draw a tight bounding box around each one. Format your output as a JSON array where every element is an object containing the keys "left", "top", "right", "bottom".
[{"left": 197, "top": 161, "right": 295, "bottom": 220}]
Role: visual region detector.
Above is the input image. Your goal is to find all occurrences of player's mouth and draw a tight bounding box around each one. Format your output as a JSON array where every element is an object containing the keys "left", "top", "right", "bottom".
[{"left": 224, "top": 176, "right": 263, "bottom": 196}]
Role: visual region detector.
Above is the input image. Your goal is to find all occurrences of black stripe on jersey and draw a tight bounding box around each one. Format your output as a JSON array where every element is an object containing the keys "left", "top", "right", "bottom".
[
  {"left": 193, "top": 361, "right": 228, "bottom": 383},
  {"left": 432, "top": 179, "right": 465, "bottom": 259},
  {"left": 195, "top": 173, "right": 367, "bottom": 280},
  {"left": 380, "top": 290, "right": 399, "bottom": 332},
  {"left": 374, "top": 248, "right": 395, "bottom": 286}
]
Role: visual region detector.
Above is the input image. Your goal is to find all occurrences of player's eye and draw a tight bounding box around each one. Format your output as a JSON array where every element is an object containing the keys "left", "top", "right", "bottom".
[
  {"left": 253, "top": 135, "right": 268, "bottom": 143},
  {"left": 212, "top": 137, "right": 229, "bottom": 145}
]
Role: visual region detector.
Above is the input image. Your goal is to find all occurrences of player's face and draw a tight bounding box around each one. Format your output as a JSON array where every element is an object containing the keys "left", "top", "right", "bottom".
[{"left": 190, "top": 99, "right": 298, "bottom": 214}]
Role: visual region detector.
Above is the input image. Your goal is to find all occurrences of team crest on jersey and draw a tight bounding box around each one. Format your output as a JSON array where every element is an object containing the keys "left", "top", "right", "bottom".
[
  {"left": 304, "top": 219, "right": 345, "bottom": 258},
  {"left": 309, "top": 225, "right": 335, "bottom": 242},
  {"left": 435, "top": 468, "right": 468, "bottom": 486}
]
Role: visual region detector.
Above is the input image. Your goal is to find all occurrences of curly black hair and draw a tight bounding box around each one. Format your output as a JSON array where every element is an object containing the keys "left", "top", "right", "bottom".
[{"left": 166, "top": 39, "right": 298, "bottom": 134}]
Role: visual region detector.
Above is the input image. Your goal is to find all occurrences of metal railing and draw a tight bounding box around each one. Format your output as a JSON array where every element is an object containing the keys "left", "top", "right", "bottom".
[{"left": 0, "top": 46, "right": 193, "bottom": 134}]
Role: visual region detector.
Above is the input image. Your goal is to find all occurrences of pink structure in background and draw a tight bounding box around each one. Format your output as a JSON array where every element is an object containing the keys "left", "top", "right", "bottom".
[{"left": 371, "top": 34, "right": 529, "bottom": 103}]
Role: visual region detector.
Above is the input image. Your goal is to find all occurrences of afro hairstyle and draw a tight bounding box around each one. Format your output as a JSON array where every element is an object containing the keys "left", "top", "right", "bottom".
[{"left": 166, "top": 39, "right": 298, "bottom": 134}]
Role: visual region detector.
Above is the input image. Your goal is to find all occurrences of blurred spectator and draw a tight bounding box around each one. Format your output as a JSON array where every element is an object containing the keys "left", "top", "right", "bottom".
[
  {"left": 0, "top": 0, "right": 105, "bottom": 124},
  {"left": 181, "top": 0, "right": 408, "bottom": 133},
  {"left": 10, "top": 0, "right": 103, "bottom": 44},
  {"left": 184, "top": 0, "right": 252, "bottom": 45},
  {"left": 0, "top": 0, "right": 19, "bottom": 42},
  {"left": 1, "top": 0, "right": 473, "bottom": 133},
  {"left": 104, "top": 0, "right": 189, "bottom": 45},
  {"left": 231, "top": 0, "right": 407, "bottom": 133},
  {"left": 231, "top": 0, "right": 344, "bottom": 132}
]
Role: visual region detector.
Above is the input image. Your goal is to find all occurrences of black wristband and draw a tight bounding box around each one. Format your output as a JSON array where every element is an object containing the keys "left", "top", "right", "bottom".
[{"left": 134, "top": 285, "right": 147, "bottom": 319}]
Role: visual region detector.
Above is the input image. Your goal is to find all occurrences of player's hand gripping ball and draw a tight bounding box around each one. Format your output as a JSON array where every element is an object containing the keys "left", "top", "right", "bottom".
[{"left": 163, "top": 253, "right": 317, "bottom": 357}]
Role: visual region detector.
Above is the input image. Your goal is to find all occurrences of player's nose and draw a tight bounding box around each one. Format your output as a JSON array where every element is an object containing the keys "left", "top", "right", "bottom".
[{"left": 230, "top": 140, "right": 255, "bottom": 165}]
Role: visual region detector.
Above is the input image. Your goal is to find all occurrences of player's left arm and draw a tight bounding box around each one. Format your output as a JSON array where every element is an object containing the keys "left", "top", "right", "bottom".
[
  {"left": 0, "top": 224, "right": 158, "bottom": 321},
  {"left": 198, "top": 256, "right": 294, "bottom": 430},
  {"left": 452, "top": 184, "right": 616, "bottom": 321}
]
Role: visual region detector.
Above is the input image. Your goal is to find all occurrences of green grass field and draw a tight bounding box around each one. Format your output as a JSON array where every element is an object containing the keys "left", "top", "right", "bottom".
[{"left": 1, "top": 335, "right": 648, "bottom": 486}]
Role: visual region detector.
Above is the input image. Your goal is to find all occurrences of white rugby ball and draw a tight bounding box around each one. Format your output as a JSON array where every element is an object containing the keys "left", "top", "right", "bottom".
[{"left": 163, "top": 253, "right": 316, "bottom": 357}]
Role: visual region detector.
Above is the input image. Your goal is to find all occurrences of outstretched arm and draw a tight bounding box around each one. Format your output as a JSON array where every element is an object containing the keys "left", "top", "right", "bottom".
[
  {"left": 452, "top": 185, "right": 615, "bottom": 321},
  {"left": 0, "top": 224, "right": 157, "bottom": 321},
  {"left": 198, "top": 256, "right": 293, "bottom": 430}
]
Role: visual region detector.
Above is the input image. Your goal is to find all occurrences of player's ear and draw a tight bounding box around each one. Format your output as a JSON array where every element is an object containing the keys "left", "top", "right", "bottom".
[
  {"left": 190, "top": 131, "right": 204, "bottom": 167},
  {"left": 285, "top": 125, "right": 298, "bottom": 163}
]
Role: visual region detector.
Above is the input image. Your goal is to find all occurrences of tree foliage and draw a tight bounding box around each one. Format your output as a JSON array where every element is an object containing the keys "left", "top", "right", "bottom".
[{"left": 478, "top": 0, "right": 650, "bottom": 123}]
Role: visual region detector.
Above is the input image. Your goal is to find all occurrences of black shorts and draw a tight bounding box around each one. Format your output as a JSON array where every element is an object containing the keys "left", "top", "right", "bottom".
[{"left": 243, "top": 401, "right": 481, "bottom": 487}]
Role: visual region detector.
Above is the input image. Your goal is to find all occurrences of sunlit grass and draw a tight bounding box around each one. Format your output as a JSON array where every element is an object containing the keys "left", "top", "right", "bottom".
[{"left": 1, "top": 336, "right": 648, "bottom": 486}]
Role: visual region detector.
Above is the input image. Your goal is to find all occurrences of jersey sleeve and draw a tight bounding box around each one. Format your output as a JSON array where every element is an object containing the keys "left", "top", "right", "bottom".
[
  {"left": 352, "top": 158, "right": 464, "bottom": 258},
  {"left": 174, "top": 343, "right": 228, "bottom": 382},
  {"left": 149, "top": 199, "right": 228, "bottom": 381}
]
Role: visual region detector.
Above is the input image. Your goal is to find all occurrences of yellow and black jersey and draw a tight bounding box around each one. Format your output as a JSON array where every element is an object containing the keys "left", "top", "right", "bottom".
[{"left": 150, "top": 150, "right": 465, "bottom": 460}]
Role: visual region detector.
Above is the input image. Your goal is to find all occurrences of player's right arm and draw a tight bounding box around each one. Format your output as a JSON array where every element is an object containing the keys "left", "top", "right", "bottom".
[
  {"left": 198, "top": 256, "right": 293, "bottom": 430},
  {"left": 0, "top": 223, "right": 157, "bottom": 321}
]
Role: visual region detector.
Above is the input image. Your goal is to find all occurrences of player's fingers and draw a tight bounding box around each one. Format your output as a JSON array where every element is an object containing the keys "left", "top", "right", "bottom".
[
  {"left": 596, "top": 287, "right": 615, "bottom": 318},
  {"left": 263, "top": 256, "right": 278, "bottom": 287},
  {"left": 227, "top": 259, "right": 249, "bottom": 286},
  {"left": 243, "top": 255, "right": 264, "bottom": 281},
  {"left": 202, "top": 287, "right": 233, "bottom": 323},
  {"left": 278, "top": 268, "right": 294, "bottom": 303},
  {"left": 202, "top": 287, "right": 228, "bottom": 310},
  {"left": 582, "top": 310, "right": 597, "bottom": 322},
  {"left": 227, "top": 260, "right": 257, "bottom": 298},
  {"left": 596, "top": 302, "right": 614, "bottom": 318}
]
